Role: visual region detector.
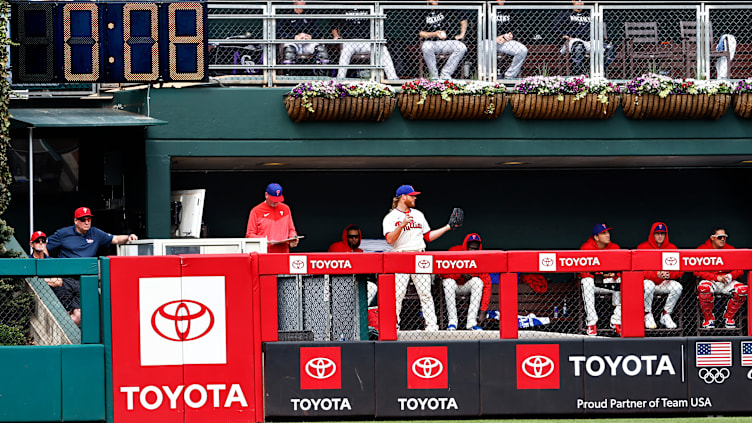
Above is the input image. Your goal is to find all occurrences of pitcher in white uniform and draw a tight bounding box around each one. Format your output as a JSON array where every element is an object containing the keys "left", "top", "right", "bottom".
[{"left": 382, "top": 184, "right": 455, "bottom": 331}]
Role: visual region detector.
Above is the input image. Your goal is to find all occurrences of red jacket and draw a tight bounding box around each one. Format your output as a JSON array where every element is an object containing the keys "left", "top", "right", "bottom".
[
  {"left": 636, "top": 221, "right": 684, "bottom": 284},
  {"left": 445, "top": 233, "right": 492, "bottom": 312},
  {"left": 694, "top": 239, "right": 744, "bottom": 281},
  {"left": 578, "top": 237, "right": 620, "bottom": 279},
  {"left": 245, "top": 201, "right": 297, "bottom": 253},
  {"left": 328, "top": 225, "right": 363, "bottom": 253}
]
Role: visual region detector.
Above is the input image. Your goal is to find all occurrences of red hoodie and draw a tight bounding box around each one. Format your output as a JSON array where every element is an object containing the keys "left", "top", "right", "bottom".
[
  {"left": 445, "top": 233, "right": 492, "bottom": 312},
  {"left": 695, "top": 238, "right": 743, "bottom": 281},
  {"left": 637, "top": 221, "right": 684, "bottom": 284},
  {"left": 578, "top": 236, "right": 620, "bottom": 279},
  {"left": 328, "top": 224, "right": 363, "bottom": 252}
]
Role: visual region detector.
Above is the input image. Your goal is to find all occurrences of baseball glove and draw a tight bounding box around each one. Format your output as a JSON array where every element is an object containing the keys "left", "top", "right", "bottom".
[{"left": 447, "top": 207, "right": 464, "bottom": 229}]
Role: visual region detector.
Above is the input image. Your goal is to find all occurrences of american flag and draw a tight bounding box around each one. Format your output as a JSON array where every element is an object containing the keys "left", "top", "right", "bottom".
[
  {"left": 696, "top": 342, "right": 732, "bottom": 367},
  {"left": 742, "top": 342, "right": 752, "bottom": 367}
]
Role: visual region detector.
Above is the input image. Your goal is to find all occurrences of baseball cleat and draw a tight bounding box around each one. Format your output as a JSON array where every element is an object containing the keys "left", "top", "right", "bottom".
[
  {"left": 701, "top": 319, "right": 715, "bottom": 329},
  {"left": 447, "top": 324, "right": 457, "bottom": 331},
  {"left": 586, "top": 325, "right": 597, "bottom": 336},
  {"left": 645, "top": 313, "right": 657, "bottom": 329},
  {"left": 660, "top": 313, "right": 677, "bottom": 329},
  {"left": 724, "top": 318, "right": 736, "bottom": 329}
]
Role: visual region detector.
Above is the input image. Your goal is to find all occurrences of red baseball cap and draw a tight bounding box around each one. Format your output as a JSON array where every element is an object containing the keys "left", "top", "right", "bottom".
[
  {"left": 30, "top": 231, "right": 46, "bottom": 242},
  {"left": 265, "top": 183, "right": 284, "bottom": 202},
  {"left": 74, "top": 207, "right": 94, "bottom": 219}
]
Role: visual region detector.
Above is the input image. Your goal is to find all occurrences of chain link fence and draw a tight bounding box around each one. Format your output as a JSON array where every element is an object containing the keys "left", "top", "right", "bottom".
[
  {"left": 12, "top": 1, "right": 752, "bottom": 95},
  {"left": 601, "top": 5, "right": 699, "bottom": 80},
  {"left": 277, "top": 269, "right": 748, "bottom": 341},
  {"left": 277, "top": 274, "right": 373, "bottom": 341},
  {"left": 208, "top": 3, "right": 267, "bottom": 83},
  {"left": 203, "top": 2, "right": 752, "bottom": 86},
  {"left": 490, "top": 4, "right": 595, "bottom": 81},
  {"left": 0, "top": 274, "right": 81, "bottom": 345},
  {"left": 708, "top": 5, "right": 752, "bottom": 80}
]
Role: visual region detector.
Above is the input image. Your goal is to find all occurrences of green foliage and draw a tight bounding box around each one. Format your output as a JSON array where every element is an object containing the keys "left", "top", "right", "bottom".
[
  {"left": 0, "top": 0, "right": 12, "bottom": 215},
  {"left": 0, "top": 323, "right": 26, "bottom": 345},
  {"left": 0, "top": 219, "right": 32, "bottom": 345}
]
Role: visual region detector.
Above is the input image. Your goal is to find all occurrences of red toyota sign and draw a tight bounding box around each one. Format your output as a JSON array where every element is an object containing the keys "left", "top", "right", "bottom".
[
  {"left": 516, "top": 344, "right": 560, "bottom": 390},
  {"left": 508, "top": 251, "right": 631, "bottom": 273},
  {"left": 110, "top": 255, "right": 260, "bottom": 423},
  {"left": 631, "top": 249, "right": 752, "bottom": 271},
  {"left": 406, "top": 346, "right": 448, "bottom": 389},
  {"left": 300, "top": 347, "right": 342, "bottom": 390},
  {"left": 383, "top": 251, "right": 507, "bottom": 275}
]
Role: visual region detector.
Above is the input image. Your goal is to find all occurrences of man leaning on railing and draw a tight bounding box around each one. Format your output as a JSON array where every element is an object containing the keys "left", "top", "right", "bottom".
[{"left": 45, "top": 207, "right": 137, "bottom": 326}]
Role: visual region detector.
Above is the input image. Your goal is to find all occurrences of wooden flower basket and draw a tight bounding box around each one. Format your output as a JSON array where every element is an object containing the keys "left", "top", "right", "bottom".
[
  {"left": 509, "top": 93, "right": 619, "bottom": 120},
  {"left": 397, "top": 93, "right": 506, "bottom": 120},
  {"left": 284, "top": 95, "right": 397, "bottom": 122},
  {"left": 733, "top": 93, "right": 752, "bottom": 119},
  {"left": 621, "top": 93, "right": 731, "bottom": 120}
]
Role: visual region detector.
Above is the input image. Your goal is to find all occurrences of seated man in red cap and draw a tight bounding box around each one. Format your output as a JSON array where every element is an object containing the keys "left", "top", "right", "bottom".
[
  {"left": 695, "top": 227, "right": 747, "bottom": 329},
  {"left": 580, "top": 223, "right": 621, "bottom": 336},
  {"left": 46, "top": 207, "right": 137, "bottom": 325},
  {"left": 637, "top": 222, "right": 682, "bottom": 329},
  {"left": 246, "top": 183, "right": 300, "bottom": 253}
]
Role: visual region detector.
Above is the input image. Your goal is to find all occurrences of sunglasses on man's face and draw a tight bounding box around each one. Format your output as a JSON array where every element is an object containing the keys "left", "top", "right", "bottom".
[
  {"left": 347, "top": 234, "right": 360, "bottom": 239},
  {"left": 712, "top": 234, "right": 728, "bottom": 240},
  {"left": 32, "top": 238, "right": 47, "bottom": 244},
  {"left": 77, "top": 217, "right": 92, "bottom": 222}
]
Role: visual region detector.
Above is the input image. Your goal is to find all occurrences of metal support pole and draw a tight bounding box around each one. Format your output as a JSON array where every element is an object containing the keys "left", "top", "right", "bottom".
[{"left": 28, "top": 127, "right": 34, "bottom": 238}]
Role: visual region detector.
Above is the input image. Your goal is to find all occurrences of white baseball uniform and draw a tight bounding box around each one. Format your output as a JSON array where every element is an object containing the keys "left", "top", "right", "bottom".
[
  {"left": 382, "top": 207, "right": 437, "bottom": 331},
  {"left": 382, "top": 208, "right": 430, "bottom": 252}
]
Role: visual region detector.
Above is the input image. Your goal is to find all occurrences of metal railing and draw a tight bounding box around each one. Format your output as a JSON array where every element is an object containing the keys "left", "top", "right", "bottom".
[
  {"left": 203, "top": 1, "right": 752, "bottom": 86},
  {"left": 10, "top": 1, "right": 752, "bottom": 94}
]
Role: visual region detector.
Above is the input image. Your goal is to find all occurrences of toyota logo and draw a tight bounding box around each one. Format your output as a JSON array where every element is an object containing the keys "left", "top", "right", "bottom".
[
  {"left": 541, "top": 257, "right": 554, "bottom": 267},
  {"left": 412, "top": 357, "right": 443, "bottom": 379},
  {"left": 417, "top": 260, "right": 431, "bottom": 269},
  {"left": 291, "top": 260, "right": 305, "bottom": 269},
  {"left": 521, "top": 355, "right": 555, "bottom": 378},
  {"left": 664, "top": 256, "right": 678, "bottom": 266},
  {"left": 151, "top": 300, "right": 215, "bottom": 342},
  {"left": 305, "top": 357, "right": 337, "bottom": 379}
]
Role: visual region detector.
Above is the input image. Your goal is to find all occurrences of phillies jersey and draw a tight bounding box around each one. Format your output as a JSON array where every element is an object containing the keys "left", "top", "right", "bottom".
[
  {"left": 246, "top": 201, "right": 297, "bottom": 253},
  {"left": 382, "top": 208, "right": 431, "bottom": 252}
]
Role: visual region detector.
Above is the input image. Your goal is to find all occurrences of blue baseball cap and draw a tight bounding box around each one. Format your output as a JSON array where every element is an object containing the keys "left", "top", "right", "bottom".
[
  {"left": 654, "top": 223, "right": 667, "bottom": 233},
  {"left": 396, "top": 185, "right": 420, "bottom": 197},
  {"left": 266, "top": 183, "right": 284, "bottom": 202},
  {"left": 592, "top": 223, "right": 612, "bottom": 236},
  {"left": 467, "top": 233, "right": 481, "bottom": 242}
]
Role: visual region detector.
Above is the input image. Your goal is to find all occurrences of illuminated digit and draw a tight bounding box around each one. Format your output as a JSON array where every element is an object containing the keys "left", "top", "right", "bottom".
[
  {"left": 123, "top": 3, "right": 159, "bottom": 81},
  {"left": 63, "top": 3, "right": 99, "bottom": 81},
  {"left": 167, "top": 2, "right": 205, "bottom": 81},
  {"left": 15, "top": 3, "right": 54, "bottom": 82}
]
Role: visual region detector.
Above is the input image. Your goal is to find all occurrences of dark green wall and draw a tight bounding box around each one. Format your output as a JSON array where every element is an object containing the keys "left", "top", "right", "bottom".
[
  {"left": 143, "top": 88, "right": 752, "bottom": 157},
  {"left": 172, "top": 168, "right": 752, "bottom": 251},
  {"left": 123, "top": 86, "right": 752, "bottom": 242}
]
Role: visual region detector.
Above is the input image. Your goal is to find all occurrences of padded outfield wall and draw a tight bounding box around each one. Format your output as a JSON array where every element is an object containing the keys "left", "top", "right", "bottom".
[{"left": 2, "top": 251, "right": 752, "bottom": 422}]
